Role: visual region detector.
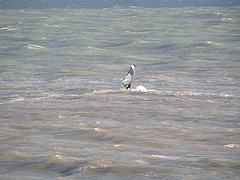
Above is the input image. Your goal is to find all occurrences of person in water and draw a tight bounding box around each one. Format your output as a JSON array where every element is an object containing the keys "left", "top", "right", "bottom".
[
  {"left": 126, "top": 84, "right": 131, "bottom": 89},
  {"left": 122, "top": 64, "right": 136, "bottom": 90}
]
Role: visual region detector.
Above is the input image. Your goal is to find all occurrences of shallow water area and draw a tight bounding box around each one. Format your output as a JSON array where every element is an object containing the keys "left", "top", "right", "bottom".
[{"left": 0, "top": 1, "right": 240, "bottom": 179}]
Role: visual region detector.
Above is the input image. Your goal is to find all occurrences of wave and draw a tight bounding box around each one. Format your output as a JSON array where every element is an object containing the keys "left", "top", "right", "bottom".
[
  {"left": 25, "top": 44, "right": 47, "bottom": 50},
  {"left": 0, "top": 27, "right": 18, "bottom": 31},
  {"left": 2, "top": 92, "right": 65, "bottom": 104},
  {"left": 221, "top": 18, "right": 233, "bottom": 22},
  {"left": 223, "top": 144, "right": 240, "bottom": 148},
  {"left": 2, "top": 86, "right": 233, "bottom": 105},
  {"left": 148, "top": 155, "right": 180, "bottom": 160},
  {"left": 84, "top": 86, "right": 233, "bottom": 99},
  {"left": 204, "top": 41, "right": 221, "bottom": 46}
]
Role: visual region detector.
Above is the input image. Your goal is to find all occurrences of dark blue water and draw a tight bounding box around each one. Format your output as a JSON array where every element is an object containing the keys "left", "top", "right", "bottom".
[{"left": 1, "top": 0, "right": 240, "bottom": 9}]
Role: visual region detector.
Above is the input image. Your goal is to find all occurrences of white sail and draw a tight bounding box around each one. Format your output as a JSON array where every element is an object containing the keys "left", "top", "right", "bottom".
[{"left": 122, "top": 64, "right": 136, "bottom": 89}]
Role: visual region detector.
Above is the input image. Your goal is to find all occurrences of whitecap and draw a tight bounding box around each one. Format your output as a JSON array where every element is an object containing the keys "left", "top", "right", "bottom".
[
  {"left": 55, "top": 154, "right": 62, "bottom": 159},
  {"left": 135, "top": 85, "right": 148, "bottom": 92},
  {"left": 94, "top": 128, "right": 105, "bottom": 133},
  {"left": 25, "top": 44, "right": 47, "bottom": 50},
  {"left": 0, "top": 27, "right": 18, "bottom": 31},
  {"left": 133, "top": 39, "right": 147, "bottom": 45},
  {"left": 91, "top": 89, "right": 116, "bottom": 94},
  {"left": 9, "top": 97, "right": 25, "bottom": 103},
  {"left": 214, "top": 12, "right": 225, "bottom": 16},
  {"left": 149, "top": 155, "right": 180, "bottom": 160},
  {"left": 223, "top": 144, "right": 240, "bottom": 148},
  {"left": 221, "top": 18, "right": 232, "bottom": 22},
  {"left": 114, "top": 144, "right": 131, "bottom": 147},
  {"left": 205, "top": 41, "right": 221, "bottom": 46},
  {"left": 132, "top": 85, "right": 158, "bottom": 93}
]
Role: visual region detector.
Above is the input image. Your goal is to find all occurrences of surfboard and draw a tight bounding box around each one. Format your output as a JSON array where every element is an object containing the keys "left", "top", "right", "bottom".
[{"left": 122, "top": 64, "right": 136, "bottom": 89}]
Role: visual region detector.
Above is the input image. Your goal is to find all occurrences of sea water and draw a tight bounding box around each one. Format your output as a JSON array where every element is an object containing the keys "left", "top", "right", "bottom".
[{"left": 0, "top": 1, "right": 240, "bottom": 179}]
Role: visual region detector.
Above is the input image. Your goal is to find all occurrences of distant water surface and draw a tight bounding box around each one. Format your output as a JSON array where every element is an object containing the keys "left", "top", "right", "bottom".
[{"left": 0, "top": 4, "right": 240, "bottom": 180}]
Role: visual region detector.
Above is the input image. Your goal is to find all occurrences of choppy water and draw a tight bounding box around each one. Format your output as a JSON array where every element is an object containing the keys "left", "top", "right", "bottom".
[{"left": 0, "top": 3, "right": 240, "bottom": 180}]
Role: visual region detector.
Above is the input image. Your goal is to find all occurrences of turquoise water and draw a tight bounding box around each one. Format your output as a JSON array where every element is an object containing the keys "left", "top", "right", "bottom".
[{"left": 0, "top": 3, "right": 240, "bottom": 180}]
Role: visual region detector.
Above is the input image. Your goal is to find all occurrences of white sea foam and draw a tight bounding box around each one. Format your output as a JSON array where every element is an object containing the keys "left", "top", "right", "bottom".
[
  {"left": 25, "top": 44, "right": 47, "bottom": 50},
  {"left": 55, "top": 154, "right": 62, "bottom": 159},
  {"left": 150, "top": 155, "right": 180, "bottom": 160},
  {"left": 205, "top": 41, "right": 221, "bottom": 46},
  {"left": 91, "top": 87, "right": 157, "bottom": 94},
  {"left": 221, "top": 18, "right": 232, "bottom": 22},
  {"left": 8, "top": 97, "right": 25, "bottom": 103},
  {"left": 85, "top": 87, "right": 233, "bottom": 101},
  {"left": 223, "top": 144, "right": 240, "bottom": 148},
  {"left": 0, "top": 27, "right": 18, "bottom": 31},
  {"left": 91, "top": 89, "right": 117, "bottom": 94},
  {"left": 114, "top": 144, "right": 131, "bottom": 147},
  {"left": 135, "top": 85, "right": 148, "bottom": 92},
  {"left": 94, "top": 128, "right": 105, "bottom": 133}
]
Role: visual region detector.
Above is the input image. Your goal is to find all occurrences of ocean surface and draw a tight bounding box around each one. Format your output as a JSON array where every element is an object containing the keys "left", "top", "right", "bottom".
[{"left": 0, "top": 1, "right": 240, "bottom": 179}]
